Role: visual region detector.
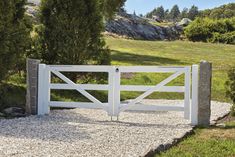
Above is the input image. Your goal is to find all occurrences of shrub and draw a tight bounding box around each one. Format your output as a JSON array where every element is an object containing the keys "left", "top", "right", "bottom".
[
  {"left": 184, "top": 18, "right": 212, "bottom": 42},
  {"left": 184, "top": 17, "right": 235, "bottom": 44},
  {"left": 210, "top": 31, "right": 235, "bottom": 44},
  {"left": 0, "top": 83, "right": 26, "bottom": 111},
  {"left": 226, "top": 67, "right": 235, "bottom": 116}
]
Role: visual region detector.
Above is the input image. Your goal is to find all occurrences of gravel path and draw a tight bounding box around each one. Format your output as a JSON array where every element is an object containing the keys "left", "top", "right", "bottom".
[{"left": 0, "top": 100, "right": 231, "bottom": 157}]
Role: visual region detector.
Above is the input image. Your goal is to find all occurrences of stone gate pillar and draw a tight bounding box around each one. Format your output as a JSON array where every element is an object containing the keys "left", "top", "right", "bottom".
[
  {"left": 198, "top": 61, "right": 212, "bottom": 126},
  {"left": 26, "top": 58, "right": 40, "bottom": 115}
]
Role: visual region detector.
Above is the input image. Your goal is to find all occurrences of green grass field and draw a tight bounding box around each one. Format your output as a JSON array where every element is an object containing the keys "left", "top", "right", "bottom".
[{"left": 106, "top": 37, "right": 235, "bottom": 102}]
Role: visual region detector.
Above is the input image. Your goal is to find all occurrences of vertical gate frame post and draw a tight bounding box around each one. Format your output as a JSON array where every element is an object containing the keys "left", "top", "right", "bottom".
[
  {"left": 191, "top": 65, "right": 199, "bottom": 125},
  {"left": 108, "top": 67, "right": 115, "bottom": 116},
  {"left": 184, "top": 67, "right": 191, "bottom": 120},
  {"left": 38, "top": 64, "right": 50, "bottom": 115},
  {"left": 113, "top": 66, "right": 121, "bottom": 117}
]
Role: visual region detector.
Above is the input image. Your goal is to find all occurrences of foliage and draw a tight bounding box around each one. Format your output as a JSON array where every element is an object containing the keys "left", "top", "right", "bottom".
[
  {"left": 184, "top": 17, "right": 235, "bottom": 43},
  {"left": 146, "top": 6, "right": 165, "bottom": 20},
  {"left": 36, "top": 0, "right": 111, "bottom": 67},
  {"left": 0, "top": 83, "right": 26, "bottom": 111},
  {"left": 199, "top": 3, "right": 235, "bottom": 19},
  {"left": 180, "top": 8, "right": 189, "bottom": 19},
  {"left": 188, "top": 5, "right": 199, "bottom": 20},
  {"left": 99, "top": 0, "right": 126, "bottom": 19},
  {"left": 210, "top": 31, "right": 235, "bottom": 44},
  {"left": 155, "top": 6, "right": 165, "bottom": 19},
  {"left": 169, "top": 5, "right": 180, "bottom": 21},
  {"left": 226, "top": 67, "right": 235, "bottom": 116},
  {"left": 0, "top": 0, "right": 32, "bottom": 82}
]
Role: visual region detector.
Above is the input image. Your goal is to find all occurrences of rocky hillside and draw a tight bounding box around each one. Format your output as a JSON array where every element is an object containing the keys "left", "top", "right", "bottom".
[
  {"left": 105, "top": 12, "right": 185, "bottom": 40},
  {"left": 25, "top": 4, "right": 186, "bottom": 41}
]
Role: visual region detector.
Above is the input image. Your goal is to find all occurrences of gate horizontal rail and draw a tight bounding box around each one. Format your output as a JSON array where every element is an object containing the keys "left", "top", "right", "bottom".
[{"left": 38, "top": 65, "right": 199, "bottom": 125}]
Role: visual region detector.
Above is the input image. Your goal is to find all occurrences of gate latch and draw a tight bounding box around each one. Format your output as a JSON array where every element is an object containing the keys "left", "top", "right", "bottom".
[{"left": 115, "top": 68, "right": 119, "bottom": 72}]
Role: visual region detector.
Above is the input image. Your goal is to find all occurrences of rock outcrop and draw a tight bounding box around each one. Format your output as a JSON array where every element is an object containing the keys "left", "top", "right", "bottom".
[
  {"left": 25, "top": 4, "right": 184, "bottom": 41},
  {"left": 176, "top": 18, "right": 192, "bottom": 27},
  {"left": 105, "top": 12, "right": 183, "bottom": 40}
]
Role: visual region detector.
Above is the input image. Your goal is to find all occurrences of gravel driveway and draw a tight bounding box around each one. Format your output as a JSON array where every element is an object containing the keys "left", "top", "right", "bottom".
[{"left": 0, "top": 100, "right": 231, "bottom": 157}]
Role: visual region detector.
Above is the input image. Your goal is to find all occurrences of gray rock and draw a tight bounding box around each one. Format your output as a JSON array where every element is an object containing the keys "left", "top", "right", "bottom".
[
  {"left": 176, "top": 18, "right": 192, "bottom": 27},
  {"left": 3, "top": 107, "right": 25, "bottom": 117},
  {"left": 0, "top": 112, "right": 5, "bottom": 117},
  {"left": 105, "top": 12, "right": 183, "bottom": 40}
]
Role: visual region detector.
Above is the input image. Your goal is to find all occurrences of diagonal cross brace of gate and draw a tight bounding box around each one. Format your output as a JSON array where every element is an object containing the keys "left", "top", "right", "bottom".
[
  {"left": 50, "top": 69, "right": 106, "bottom": 109},
  {"left": 120, "top": 71, "right": 184, "bottom": 112}
]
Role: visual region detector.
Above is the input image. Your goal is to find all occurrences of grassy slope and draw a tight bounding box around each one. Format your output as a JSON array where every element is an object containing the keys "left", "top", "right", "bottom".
[
  {"left": 106, "top": 37, "right": 235, "bottom": 102},
  {"left": 157, "top": 121, "right": 235, "bottom": 157}
]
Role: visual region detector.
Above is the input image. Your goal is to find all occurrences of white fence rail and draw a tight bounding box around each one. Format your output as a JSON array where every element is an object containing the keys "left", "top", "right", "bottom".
[{"left": 38, "top": 65, "right": 199, "bottom": 124}]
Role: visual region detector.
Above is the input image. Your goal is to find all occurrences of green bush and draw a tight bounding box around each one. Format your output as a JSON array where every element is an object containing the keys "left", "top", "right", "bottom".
[
  {"left": 226, "top": 67, "right": 235, "bottom": 116},
  {"left": 210, "top": 31, "right": 235, "bottom": 44},
  {"left": 184, "top": 17, "right": 235, "bottom": 44},
  {"left": 0, "top": 83, "right": 26, "bottom": 111}
]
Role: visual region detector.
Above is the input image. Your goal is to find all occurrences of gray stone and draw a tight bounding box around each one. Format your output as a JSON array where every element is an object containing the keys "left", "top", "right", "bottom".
[
  {"left": 3, "top": 107, "right": 25, "bottom": 117},
  {"left": 0, "top": 112, "right": 5, "bottom": 117},
  {"left": 105, "top": 12, "right": 183, "bottom": 40},
  {"left": 176, "top": 18, "right": 192, "bottom": 27},
  {"left": 26, "top": 58, "right": 40, "bottom": 115},
  {"left": 198, "top": 61, "right": 212, "bottom": 126}
]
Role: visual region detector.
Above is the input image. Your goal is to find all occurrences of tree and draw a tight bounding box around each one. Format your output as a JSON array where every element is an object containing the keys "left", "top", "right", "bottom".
[
  {"left": 146, "top": 8, "right": 156, "bottom": 18},
  {"left": 155, "top": 6, "right": 165, "bottom": 20},
  {"left": 164, "top": 9, "right": 170, "bottom": 20},
  {"left": 38, "top": 0, "right": 113, "bottom": 69},
  {"left": 198, "top": 3, "right": 235, "bottom": 19},
  {"left": 170, "top": 5, "right": 180, "bottom": 21},
  {"left": 100, "top": 0, "right": 126, "bottom": 19},
  {"left": 210, "top": 8, "right": 224, "bottom": 19},
  {"left": 133, "top": 10, "right": 136, "bottom": 16},
  {"left": 0, "top": 0, "right": 31, "bottom": 82},
  {"left": 188, "top": 5, "right": 199, "bottom": 20},
  {"left": 181, "top": 8, "right": 189, "bottom": 19}
]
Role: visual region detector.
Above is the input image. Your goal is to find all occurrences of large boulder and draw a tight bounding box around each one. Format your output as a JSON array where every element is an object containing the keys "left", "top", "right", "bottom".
[
  {"left": 105, "top": 12, "right": 183, "bottom": 40},
  {"left": 176, "top": 18, "right": 192, "bottom": 27}
]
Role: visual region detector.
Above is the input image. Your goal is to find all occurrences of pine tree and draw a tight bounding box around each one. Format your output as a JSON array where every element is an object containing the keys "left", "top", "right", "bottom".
[
  {"left": 38, "top": 0, "right": 111, "bottom": 68},
  {"left": 188, "top": 5, "right": 199, "bottom": 20},
  {"left": 100, "top": 0, "right": 126, "bottom": 19},
  {"left": 170, "top": 5, "right": 181, "bottom": 21},
  {"left": 164, "top": 9, "right": 170, "bottom": 20},
  {"left": 181, "top": 8, "right": 189, "bottom": 19},
  {"left": 155, "top": 6, "right": 165, "bottom": 20},
  {"left": 0, "top": 0, "right": 31, "bottom": 81}
]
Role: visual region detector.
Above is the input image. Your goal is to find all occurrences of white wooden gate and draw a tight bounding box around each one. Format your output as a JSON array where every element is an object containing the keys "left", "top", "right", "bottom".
[{"left": 38, "top": 65, "right": 199, "bottom": 125}]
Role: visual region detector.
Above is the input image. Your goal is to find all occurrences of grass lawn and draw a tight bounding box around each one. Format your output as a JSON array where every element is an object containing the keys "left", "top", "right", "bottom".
[
  {"left": 106, "top": 37, "right": 235, "bottom": 102},
  {"left": 156, "top": 117, "right": 235, "bottom": 157}
]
